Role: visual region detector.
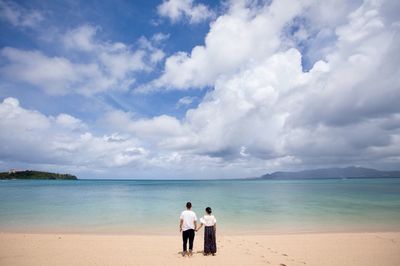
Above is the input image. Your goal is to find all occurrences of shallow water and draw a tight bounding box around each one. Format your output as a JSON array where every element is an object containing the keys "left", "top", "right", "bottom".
[{"left": 0, "top": 178, "right": 399, "bottom": 234}]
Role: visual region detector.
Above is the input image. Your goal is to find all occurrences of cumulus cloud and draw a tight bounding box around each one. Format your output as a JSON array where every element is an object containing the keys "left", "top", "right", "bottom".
[
  {"left": 0, "top": 0, "right": 43, "bottom": 28},
  {"left": 56, "top": 114, "right": 86, "bottom": 130},
  {"left": 1, "top": 0, "right": 400, "bottom": 178},
  {"left": 157, "top": 0, "right": 213, "bottom": 24},
  {"left": 0, "top": 97, "right": 220, "bottom": 178},
  {"left": 0, "top": 97, "right": 149, "bottom": 168},
  {"left": 147, "top": 0, "right": 305, "bottom": 91},
  {"left": 0, "top": 25, "right": 164, "bottom": 95},
  {"left": 99, "top": 110, "right": 191, "bottom": 147},
  {"left": 139, "top": 0, "right": 400, "bottom": 173}
]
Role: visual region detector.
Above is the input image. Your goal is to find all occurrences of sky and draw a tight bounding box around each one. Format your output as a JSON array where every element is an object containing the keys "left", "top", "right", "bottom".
[{"left": 0, "top": 0, "right": 399, "bottom": 179}]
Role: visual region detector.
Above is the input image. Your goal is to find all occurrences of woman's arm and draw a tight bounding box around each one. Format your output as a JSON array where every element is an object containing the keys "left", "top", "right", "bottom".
[{"left": 214, "top": 223, "right": 217, "bottom": 233}]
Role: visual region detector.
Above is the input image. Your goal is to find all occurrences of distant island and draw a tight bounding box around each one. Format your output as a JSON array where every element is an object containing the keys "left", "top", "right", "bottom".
[
  {"left": 258, "top": 166, "right": 400, "bottom": 180},
  {"left": 0, "top": 170, "right": 77, "bottom": 180}
]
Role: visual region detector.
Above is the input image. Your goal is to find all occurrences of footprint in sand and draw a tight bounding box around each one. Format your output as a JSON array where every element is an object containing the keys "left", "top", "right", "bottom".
[
  {"left": 268, "top": 248, "right": 277, "bottom": 253},
  {"left": 282, "top": 253, "right": 288, "bottom": 256},
  {"left": 280, "top": 264, "right": 287, "bottom": 266}
]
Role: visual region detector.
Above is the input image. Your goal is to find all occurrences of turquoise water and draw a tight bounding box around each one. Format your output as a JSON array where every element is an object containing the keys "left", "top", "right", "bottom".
[{"left": 0, "top": 178, "right": 400, "bottom": 234}]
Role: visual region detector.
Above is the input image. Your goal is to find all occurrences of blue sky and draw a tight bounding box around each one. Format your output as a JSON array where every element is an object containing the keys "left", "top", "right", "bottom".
[
  {"left": 1, "top": 0, "right": 400, "bottom": 179},
  {"left": 0, "top": 0, "right": 215, "bottom": 119}
]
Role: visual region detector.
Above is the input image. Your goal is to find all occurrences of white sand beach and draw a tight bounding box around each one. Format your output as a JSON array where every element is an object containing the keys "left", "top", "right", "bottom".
[{"left": 1, "top": 231, "right": 399, "bottom": 266}]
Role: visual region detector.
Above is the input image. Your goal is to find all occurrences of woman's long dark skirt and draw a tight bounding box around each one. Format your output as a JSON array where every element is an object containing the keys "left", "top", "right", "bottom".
[{"left": 204, "top": 226, "right": 217, "bottom": 254}]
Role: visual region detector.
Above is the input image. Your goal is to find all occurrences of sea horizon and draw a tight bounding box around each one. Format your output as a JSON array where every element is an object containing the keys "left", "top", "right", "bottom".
[{"left": 68, "top": 176, "right": 400, "bottom": 181}]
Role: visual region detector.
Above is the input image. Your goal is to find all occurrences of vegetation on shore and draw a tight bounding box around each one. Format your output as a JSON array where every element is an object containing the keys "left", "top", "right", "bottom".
[{"left": 0, "top": 170, "right": 77, "bottom": 180}]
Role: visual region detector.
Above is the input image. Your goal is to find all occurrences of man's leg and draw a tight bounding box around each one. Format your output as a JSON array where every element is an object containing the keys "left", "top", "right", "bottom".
[
  {"left": 182, "top": 230, "right": 188, "bottom": 253},
  {"left": 188, "top": 229, "right": 195, "bottom": 251}
]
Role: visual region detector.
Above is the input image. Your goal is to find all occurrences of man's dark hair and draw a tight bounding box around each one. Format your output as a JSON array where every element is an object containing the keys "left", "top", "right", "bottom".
[
  {"left": 205, "top": 207, "right": 212, "bottom": 214},
  {"left": 186, "top": 202, "right": 192, "bottom": 209}
]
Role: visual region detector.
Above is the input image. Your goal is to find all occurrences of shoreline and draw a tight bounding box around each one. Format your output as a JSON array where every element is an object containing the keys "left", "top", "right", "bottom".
[
  {"left": 2, "top": 225, "right": 400, "bottom": 236},
  {"left": 1, "top": 231, "right": 399, "bottom": 265}
]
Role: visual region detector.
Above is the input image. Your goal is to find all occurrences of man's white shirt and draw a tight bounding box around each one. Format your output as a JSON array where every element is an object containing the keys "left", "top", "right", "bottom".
[{"left": 180, "top": 210, "right": 197, "bottom": 231}]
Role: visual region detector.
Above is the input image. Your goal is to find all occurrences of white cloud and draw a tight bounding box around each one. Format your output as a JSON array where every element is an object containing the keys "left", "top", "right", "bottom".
[
  {"left": 140, "top": 0, "right": 400, "bottom": 173},
  {"left": 137, "top": 35, "right": 167, "bottom": 64},
  {"left": 0, "top": 47, "right": 101, "bottom": 95},
  {"left": 63, "top": 25, "right": 98, "bottom": 51},
  {"left": 148, "top": 0, "right": 306, "bottom": 91},
  {"left": 176, "top": 96, "right": 197, "bottom": 108},
  {"left": 151, "top": 32, "right": 170, "bottom": 43},
  {"left": 55, "top": 114, "right": 86, "bottom": 130},
  {"left": 1, "top": 0, "right": 400, "bottom": 178},
  {"left": 0, "top": 0, "right": 43, "bottom": 28},
  {"left": 100, "top": 110, "right": 187, "bottom": 140},
  {"left": 157, "top": 0, "right": 213, "bottom": 24},
  {"left": 0, "top": 25, "right": 164, "bottom": 95},
  {"left": 0, "top": 97, "right": 149, "bottom": 169},
  {"left": 150, "top": 49, "right": 166, "bottom": 64}
]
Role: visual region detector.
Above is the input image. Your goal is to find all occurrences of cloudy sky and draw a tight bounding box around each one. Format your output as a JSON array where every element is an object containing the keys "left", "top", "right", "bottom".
[{"left": 0, "top": 0, "right": 399, "bottom": 179}]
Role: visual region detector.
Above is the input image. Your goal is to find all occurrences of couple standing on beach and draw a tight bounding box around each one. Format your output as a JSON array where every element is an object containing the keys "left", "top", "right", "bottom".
[{"left": 179, "top": 202, "right": 217, "bottom": 257}]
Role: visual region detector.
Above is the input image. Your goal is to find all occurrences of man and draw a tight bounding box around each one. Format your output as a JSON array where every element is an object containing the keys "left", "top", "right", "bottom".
[{"left": 179, "top": 202, "right": 197, "bottom": 256}]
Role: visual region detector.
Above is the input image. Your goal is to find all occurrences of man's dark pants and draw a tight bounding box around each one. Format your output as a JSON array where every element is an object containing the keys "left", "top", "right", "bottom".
[{"left": 182, "top": 229, "right": 195, "bottom": 251}]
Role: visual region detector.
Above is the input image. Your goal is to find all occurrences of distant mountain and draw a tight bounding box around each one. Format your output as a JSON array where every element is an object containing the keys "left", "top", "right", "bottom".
[
  {"left": 259, "top": 167, "right": 400, "bottom": 179},
  {"left": 0, "top": 170, "right": 77, "bottom": 180}
]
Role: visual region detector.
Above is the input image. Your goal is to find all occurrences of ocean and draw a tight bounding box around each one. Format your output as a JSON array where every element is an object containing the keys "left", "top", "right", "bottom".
[{"left": 0, "top": 178, "right": 399, "bottom": 234}]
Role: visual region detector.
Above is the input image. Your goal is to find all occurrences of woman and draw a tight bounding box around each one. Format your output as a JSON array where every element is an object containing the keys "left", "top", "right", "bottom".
[{"left": 196, "top": 207, "right": 217, "bottom": 256}]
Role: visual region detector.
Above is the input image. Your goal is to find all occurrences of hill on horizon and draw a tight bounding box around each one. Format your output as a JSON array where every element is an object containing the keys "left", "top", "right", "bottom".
[{"left": 259, "top": 166, "right": 400, "bottom": 179}]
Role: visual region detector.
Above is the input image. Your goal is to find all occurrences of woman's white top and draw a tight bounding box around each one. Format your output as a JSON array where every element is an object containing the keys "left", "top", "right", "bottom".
[{"left": 200, "top": 215, "right": 217, "bottom": 226}]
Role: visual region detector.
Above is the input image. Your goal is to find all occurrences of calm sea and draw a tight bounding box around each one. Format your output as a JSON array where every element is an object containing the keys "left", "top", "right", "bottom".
[{"left": 0, "top": 178, "right": 399, "bottom": 234}]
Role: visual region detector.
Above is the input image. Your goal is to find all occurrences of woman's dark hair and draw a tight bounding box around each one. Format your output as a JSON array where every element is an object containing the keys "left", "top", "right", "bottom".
[
  {"left": 205, "top": 207, "right": 212, "bottom": 214},
  {"left": 186, "top": 202, "right": 192, "bottom": 209}
]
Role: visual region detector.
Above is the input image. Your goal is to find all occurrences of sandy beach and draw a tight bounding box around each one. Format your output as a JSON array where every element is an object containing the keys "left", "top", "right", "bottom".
[{"left": 1, "top": 231, "right": 399, "bottom": 266}]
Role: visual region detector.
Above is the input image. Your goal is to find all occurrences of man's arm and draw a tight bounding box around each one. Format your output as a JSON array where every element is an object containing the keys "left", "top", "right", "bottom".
[
  {"left": 179, "top": 219, "right": 183, "bottom": 232},
  {"left": 196, "top": 223, "right": 203, "bottom": 231}
]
